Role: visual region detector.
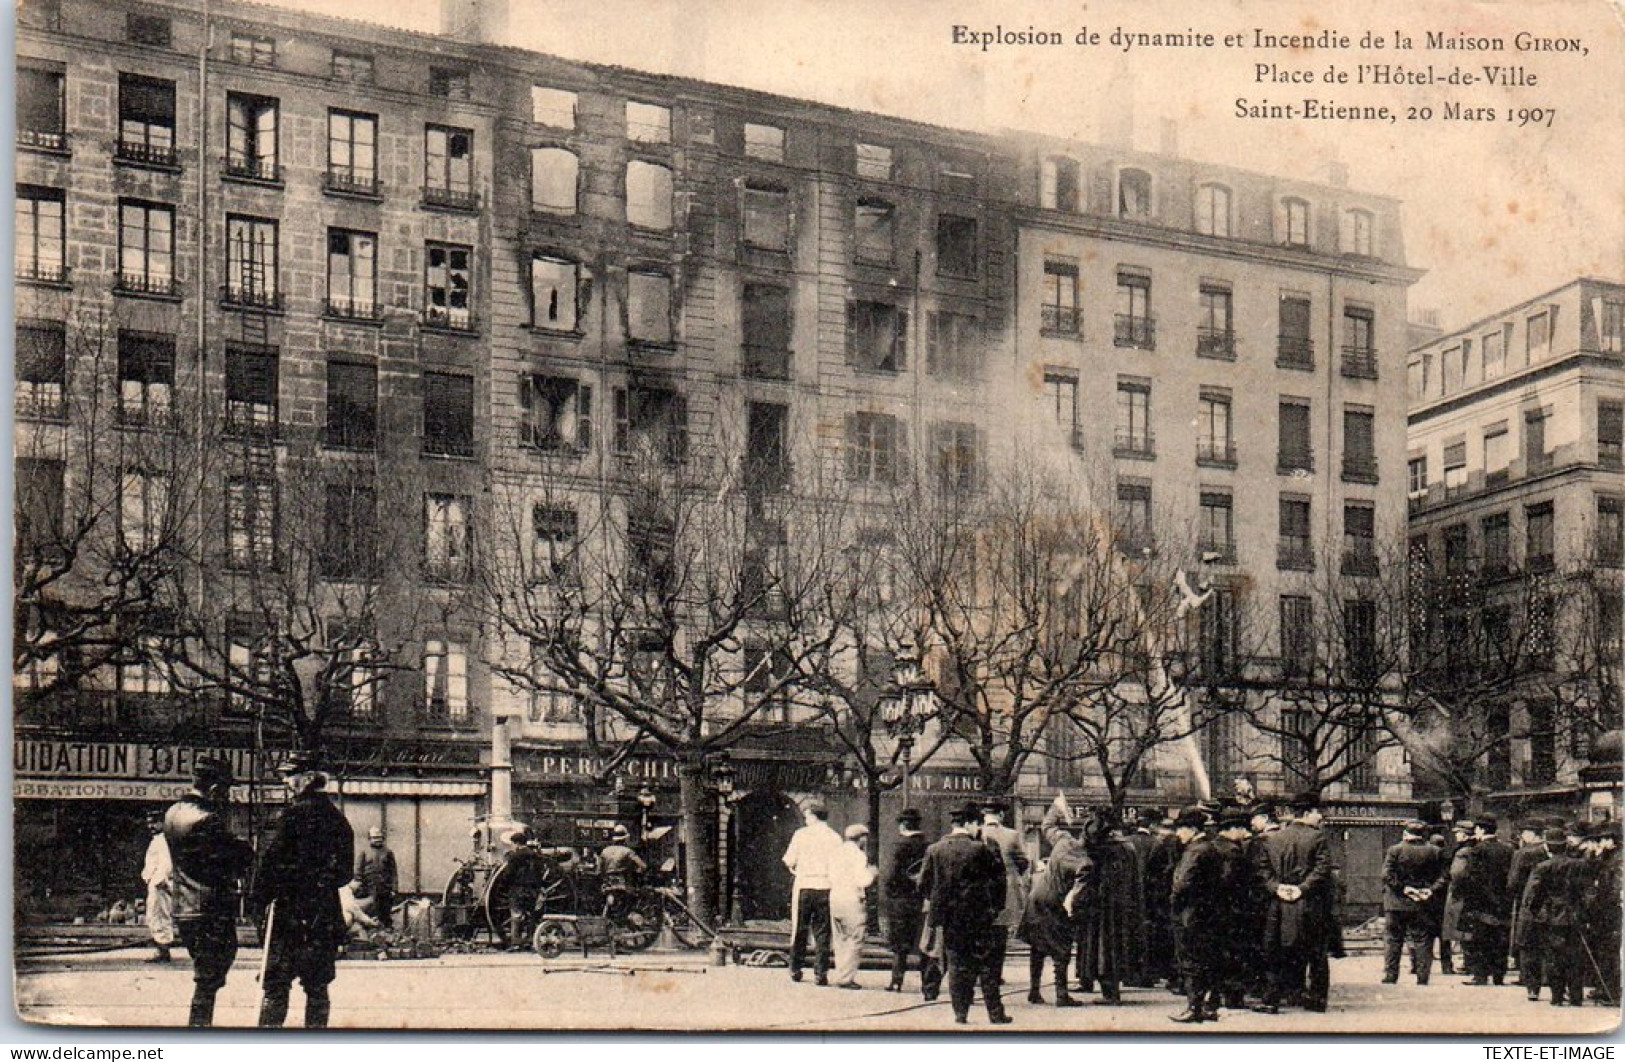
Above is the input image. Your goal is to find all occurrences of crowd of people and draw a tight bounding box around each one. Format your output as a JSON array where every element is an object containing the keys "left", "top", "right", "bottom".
[{"left": 779, "top": 790, "right": 1623, "bottom": 1026}]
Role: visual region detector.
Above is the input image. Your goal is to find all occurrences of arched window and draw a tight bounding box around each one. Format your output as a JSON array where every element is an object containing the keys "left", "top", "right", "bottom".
[
  {"left": 1041, "top": 156, "right": 1080, "bottom": 212},
  {"left": 1118, "top": 168, "right": 1152, "bottom": 219},
  {"left": 1196, "top": 183, "right": 1232, "bottom": 237}
]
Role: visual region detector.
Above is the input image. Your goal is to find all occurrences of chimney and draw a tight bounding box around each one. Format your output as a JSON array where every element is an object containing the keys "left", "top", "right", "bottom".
[
  {"left": 441, "top": 0, "right": 509, "bottom": 43},
  {"left": 1101, "top": 66, "right": 1134, "bottom": 149},
  {"left": 1159, "top": 118, "right": 1179, "bottom": 157}
]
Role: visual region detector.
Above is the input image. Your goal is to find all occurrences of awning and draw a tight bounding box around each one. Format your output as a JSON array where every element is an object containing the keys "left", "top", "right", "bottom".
[{"left": 333, "top": 778, "right": 486, "bottom": 797}]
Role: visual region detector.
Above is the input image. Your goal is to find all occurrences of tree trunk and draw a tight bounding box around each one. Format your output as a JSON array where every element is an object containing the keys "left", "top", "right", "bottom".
[
  {"left": 677, "top": 758, "right": 717, "bottom": 927},
  {"left": 866, "top": 773, "right": 884, "bottom": 934}
]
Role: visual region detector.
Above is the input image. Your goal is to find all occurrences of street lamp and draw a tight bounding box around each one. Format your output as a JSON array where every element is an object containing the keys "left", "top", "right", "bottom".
[
  {"left": 707, "top": 754, "right": 738, "bottom": 925},
  {"left": 637, "top": 783, "right": 657, "bottom": 843},
  {"left": 879, "top": 641, "right": 935, "bottom": 811}
]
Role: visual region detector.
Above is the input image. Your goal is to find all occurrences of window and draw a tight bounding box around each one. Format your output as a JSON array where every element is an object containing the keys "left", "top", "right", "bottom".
[
  {"left": 614, "top": 385, "right": 688, "bottom": 463},
  {"left": 744, "top": 122, "right": 784, "bottom": 161},
  {"left": 425, "top": 126, "right": 475, "bottom": 209},
  {"left": 424, "top": 243, "right": 473, "bottom": 330},
  {"left": 926, "top": 311, "right": 980, "bottom": 380},
  {"left": 1443, "top": 523, "right": 1470, "bottom": 574},
  {"left": 626, "top": 101, "right": 671, "bottom": 144},
  {"left": 1342, "top": 408, "right": 1377, "bottom": 483},
  {"left": 1278, "top": 399, "right": 1312, "bottom": 473},
  {"left": 1444, "top": 440, "right": 1468, "bottom": 490},
  {"left": 938, "top": 162, "right": 977, "bottom": 197},
  {"left": 626, "top": 160, "right": 673, "bottom": 230},
  {"left": 118, "top": 201, "right": 175, "bottom": 294},
  {"left": 531, "top": 86, "right": 576, "bottom": 128},
  {"left": 335, "top": 640, "right": 377, "bottom": 720},
  {"left": 1118, "top": 169, "right": 1151, "bottom": 218},
  {"left": 16, "top": 322, "right": 65, "bottom": 420},
  {"left": 853, "top": 199, "right": 894, "bottom": 265},
  {"left": 627, "top": 270, "right": 673, "bottom": 346},
  {"left": 742, "top": 283, "right": 792, "bottom": 379},
  {"left": 121, "top": 633, "right": 171, "bottom": 696},
  {"left": 1481, "top": 511, "right": 1511, "bottom": 573},
  {"left": 1199, "top": 492, "right": 1235, "bottom": 562},
  {"left": 1040, "top": 156, "right": 1079, "bottom": 211},
  {"left": 1599, "top": 400, "right": 1623, "bottom": 469},
  {"left": 118, "top": 74, "right": 176, "bottom": 165},
  {"left": 425, "top": 494, "right": 472, "bottom": 581},
  {"left": 125, "top": 12, "right": 170, "bottom": 46},
  {"left": 1114, "top": 270, "right": 1154, "bottom": 349},
  {"left": 531, "top": 505, "right": 579, "bottom": 583},
  {"left": 1342, "top": 503, "right": 1376, "bottom": 576},
  {"left": 18, "top": 68, "right": 67, "bottom": 150},
  {"left": 1407, "top": 456, "right": 1428, "bottom": 498},
  {"left": 326, "top": 110, "right": 378, "bottom": 195},
  {"left": 430, "top": 68, "right": 470, "bottom": 100},
  {"left": 930, "top": 421, "right": 981, "bottom": 495},
  {"left": 520, "top": 375, "right": 592, "bottom": 453},
  {"left": 742, "top": 639, "right": 793, "bottom": 721},
  {"left": 1484, "top": 424, "right": 1511, "bottom": 484},
  {"left": 225, "top": 215, "right": 278, "bottom": 307},
  {"left": 1197, "top": 391, "right": 1234, "bottom": 465},
  {"left": 526, "top": 650, "right": 576, "bottom": 724},
  {"left": 530, "top": 255, "right": 579, "bottom": 331},
  {"left": 1045, "top": 372, "right": 1080, "bottom": 449},
  {"left": 1278, "top": 294, "right": 1314, "bottom": 368},
  {"left": 1197, "top": 284, "right": 1234, "bottom": 358},
  {"left": 1342, "top": 208, "right": 1374, "bottom": 255},
  {"left": 1115, "top": 481, "right": 1153, "bottom": 549},
  {"left": 1597, "top": 496, "right": 1623, "bottom": 566},
  {"left": 1199, "top": 588, "right": 1238, "bottom": 678},
  {"left": 423, "top": 372, "right": 475, "bottom": 457},
  {"left": 16, "top": 187, "right": 65, "bottom": 283},
  {"left": 845, "top": 411, "right": 903, "bottom": 484},
  {"left": 326, "top": 230, "right": 378, "bottom": 319},
  {"left": 118, "top": 332, "right": 174, "bottom": 426},
  {"left": 1408, "top": 358, "right": 1428, "bottom": 401},
  {"left": 229, "top": 32, "right": 276, "bottom": 67},
  {"left": 326, "top": 362, "right": 377, "bottom": 450},
  {"left": 1527, "top": 310, "right": 1551, "bottom": 361},
  {"left": 1523, "top": 409, "right": 1549, "bottom": 472},
  {"left": 847, "top": 300, "right": 907, "bottom": 373},
  {"left": 1196, "top": 184, "right": 1231, "bottom": 237},
  {"left": 1278, "top": 497, "right": 1312, "bottom": 570},
  {"left": 856, "top": 142, "right": 892, "bottom": 181},
  {"left": 120, "top": 469, "right": 168, "bottom": 553},
  {"left": 1280, "top": 196, "right": 1310, "bottom": 245},
  {"left": 323, "top": 484, "right": 377, "bottom": 579},
  {"left": 331, "top": 51, "right": 374, "bottom": 83},
  {"left": 1042, "top": 259, "right": 1079, "bottom": 334},
  {"left": 226, "top": 478, "right": 276, "bottom": 569},
  {"left": 1525, "top": 501, "right": 1555, "bottom": 569},
  {"left": 15, "top": 458, "right": 64, "bottom": 561},
  {"left": 530, "top": 147, "right": 578, "bottom": 214},
  {"left": 1441, "top": 345, "right": 1464, "bottom": 392},
  {"left": 1342, "top": 306, "right": 1377, "bottom": 378},
  {"left": 225, "top": 344, "right": 278, "bottom": 436},
  {"left": 1483, "top": 327, "right": 1506, "bottom": 379},
  {"left": 745, "top": 402, "right": 790, "bottom": 494},
  {"left": 1602, "top": 299, "right": 1625, "bottom": 354},
  {"left": 936, "top": 214, "right": 977, "bottom": 278},
  {"left": 1344, "top": 599, "right": 1379, "bottom": 685},
  {"left": 627, "top": 506, "right": 677, "bottom": 595},
  {"left": 1279, "top": 595, "right": 1313, "bottom": 678},
  {"left": 742, "top": 181, "right": 790, "bottom": 251},
  {"left": 424, "top": 640, "right": 469, "bottom": 722},
  {"left": 1115, "top": 380, "right": 1153, "bottom": 456}
]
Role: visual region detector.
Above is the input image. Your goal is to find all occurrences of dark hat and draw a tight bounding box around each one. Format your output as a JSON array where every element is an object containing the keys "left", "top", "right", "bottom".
[
  {"left": 275, "top": 750, "right": 322, "bottom": 775},
  {"left": 1248, "top": 801, "right": 1277, "bottom": 819},
  {"left": 1287, "top": 790, "right": 1322, "bottom": 812},
  {"left": 1174, "top": 806, "right": 1209, "bottom": 829},
  {"left": 953, "top": 802, "right": 983, "bottom": 825},
  {"left": 803, "top": 801, "right": 828, "bottom": 820},
  {"left": 979, "top": 800, "right": 1007, "bottom": 817},
  {"left": 1403, "top": 818, "right": 1428, "bottom": 833},
  {"left": 192, "top": 756, "right": 235, "bottom": 787},
  {"left": 1217, "top": 808, "right": 1252, "bottom": 830},
  {"left": 897, "top": 809, "right": 922, "bottom": 827},
  {"left": 1453, "top": 819, "right": 1476, "bottom": 834},
  {"left": 1543, "top": 827, "right": 1569, "bottom": 845},
  {"left": 611, "top": 824, "right": 631, "bottom": 841}
]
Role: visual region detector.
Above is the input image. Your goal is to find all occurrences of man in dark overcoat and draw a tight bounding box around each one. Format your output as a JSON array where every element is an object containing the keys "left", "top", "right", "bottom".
[
  {"left": 1455, "top": 819, "right": 1514, "bottom": 985},
  {"left": 253, "top": 752, "right": 355, "bottom": 1028},
  {"left": 354, "top": 826, "right": 398, "bottom": 929},
  {"left": 917, "top": 802, "right": 1011, "bottom": 1025},
  {"left": 1018, "top": 796, "right": 1086, "bottom": 1006},
  {"left": 1382, "top": 819, "right": 1450, "bottom": 985},
  {"left": 883, "top": 809, "right": 938, "bottom": 997},
  {"left": 1581, "top": 822, "right": 1621, "bottom": 1006},
  {"left": 1507, "top": 818, "right": 1553, "bottom": 989},
  {"left": 1143, "top": 815, "right": 1182, "bottom": 990},
  {"left": 1521, "top": 826, "right": 1591, "bottom": 1006},
  {"left": 1169, "top": 805, "right": 1226, "bottom": 1023},
  {"left": 165, "top": 756, "right": 255, "bottom": 1027},
  {"left": 1256, "top": 791, "right": 1334, "bottom": 1012},
  {"left": 1074, "top": 811, "right": 1145, "bottom": 1004}
]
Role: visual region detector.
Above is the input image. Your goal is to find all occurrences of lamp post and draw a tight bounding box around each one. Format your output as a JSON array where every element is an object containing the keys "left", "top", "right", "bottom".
[
  {"left": 880, "top": 642, "right": 934, "bottom": 811},
  {"left": 707, "top": 754, "right": 737, "bottom": 925},
  {"left": 636, "top": 783, "right": 657, "bottom": 844}
]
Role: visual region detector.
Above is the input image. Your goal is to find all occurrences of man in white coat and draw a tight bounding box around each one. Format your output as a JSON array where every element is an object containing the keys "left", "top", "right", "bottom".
[
  {"left": 141, "top": 811, "right": 175, "bottom": 963},
  {"left": 830, "top": 824, "right": 878, "bottom": 989},
  {"left": 782, "top": 801, "right": 843, "bottom": 985}
]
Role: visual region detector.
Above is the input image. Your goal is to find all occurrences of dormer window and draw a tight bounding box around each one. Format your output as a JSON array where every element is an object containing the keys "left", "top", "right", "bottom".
[
  {"left": 1196, "top": 183, "right": 1232, "bottom": 237},
  {"left": 1118, "top": 168, "right": 1152, "bottom": 219},
  {"left": 1342, "top": 208, "right": 1374, "bottom": 256},
  {"left": 1041, "top": 156, "right": 1080, "bottom": 212},
  {"left": 1280, "top": 197, "right": 1310, "bottom": 246}
]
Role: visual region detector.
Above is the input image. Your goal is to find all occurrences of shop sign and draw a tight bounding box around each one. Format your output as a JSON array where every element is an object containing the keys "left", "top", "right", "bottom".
[
  {"left": 519, "top": 753, "right": 683, "bottom": 783},
  {"left": 14, "top": 777, "right": 283, "bottom": 803},
  {"left": 13, "top": 739, "right": 278, "bottom": 783}
]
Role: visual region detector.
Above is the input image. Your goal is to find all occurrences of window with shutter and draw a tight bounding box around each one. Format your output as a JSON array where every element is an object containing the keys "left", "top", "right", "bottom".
[
  {"left": 17, "top": 68, "right": 66, "bottom": 150},
  {"left": 1342, "top": 504, "right": 1377, "bottom": 575},
  {"left": 847, "top": 301, "right": 906, "bottom": 373},
  {"left": 1279, "top": 595, "right": 1313, "bottom": 678},
  {"left": 118, "top": 332, "right": 175, "bottom": 426},
  {"left": 423, "top": 372, "right": 475, "bottom": 457},
  {"left": 1278, "top": 400, "right": 1312, "bottom": 472},
  {"left": 532, "top": 505, "right": 579, "bottom": 583},
  {"left": 225, "top": 345, "right": 277, "bottom": 436},
  {"left": 742, "top": 283, "right": 792, "bottom": 379},
  {"left": 326, "top": 362, "right": 377, "bottom": 450},
  {"left": 323, "top": 484, "right": 377, "bottom": 579},
  {"left": 1600, "top": 400, "right": 1624, "bottom": 469},
  {"left": 16, "top": 322, "right": 65, "bottom": 419},
  {"left": 15, "top": 458, "right": 64, "bottom": 560},
  {"left": 1278, "top": 496, "right": 1312, "bottom": 569},
  {"left": 1342, "top": 408, "right": 1377, "bottom": 482},
  {"left": 1278, "top": 294, "right": 1314, "bottom": 367},
  {"left": 520, "top": 375, "right": 591, "bottom": 453},
  {"left": 118, "top": 74, "right": 176, "bottom": 163}
]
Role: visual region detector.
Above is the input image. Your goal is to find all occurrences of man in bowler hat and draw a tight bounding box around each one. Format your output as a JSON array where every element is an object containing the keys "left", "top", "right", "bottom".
[
  {"left": 917, "top": 802, "right": 1011, "bottom": 1024},
  {"left": 1382, "top": 819, "right": 1450, "bottom": 985},
  {"left": 883, "top": 808, "right": 938, "bottom": 996},
  {"left": 165, "top": 756, "right": 255, "bottom": 1026}
]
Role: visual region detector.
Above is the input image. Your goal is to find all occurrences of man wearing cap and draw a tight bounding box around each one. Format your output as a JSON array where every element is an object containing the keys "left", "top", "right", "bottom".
[
  {"left": 829, "top": 824, "right": 878, "bottom": 988},
  {"left": 1520, "top": 825, "right": 1591, "bottom": 1005},
  {"left": 501, "top": 830, "right": 550, "bottom": 948},
  {"left": 1381, "top": 819, "right": 1450, "bottom": 985},
  {"left": 599, "top": 824, "right": 647, "bottom": 920},
  {"left": 883, "top": 809, "right": 935, "bottom": 995},
  {"left": 354, "top": 826, "right": 398, "bottom": 931},
  {"left": 917, "top": 802, "right": 1012, "bottom": 1024},
  {"left": 1255, "top": 792, "right": 1333, "bottom": 1013},
  {"left": 253, "top": 751, "right": 355, "bottom": 1028},
  {"left": 1169, "top": 805, "right": 1226, "bottom": 1022},
  {"left": 1455, "top": 819, "right": 1514, "bottom": 986},
  {"left": 782, "top": 801, "right": 842, "bottom": 986},
  {"left": 141, "top": 810, "right": 175, "bottom": 964},
  {"left": 1508, "top": 818, "right": 1554, "bottom": 988},
  {"left": 165, "top": 757, "right": 255, "bottom": 1027}
]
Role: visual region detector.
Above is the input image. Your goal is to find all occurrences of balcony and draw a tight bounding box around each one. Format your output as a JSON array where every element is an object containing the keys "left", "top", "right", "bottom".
[
  {"left": 422, "top": 186, "right": 480, "bottom": 213},
  {"left": 1277, "top": 540, "right": 1314, "bottom": 571},
  {"left": 1276, "top": 335, "right": 1314, "bottom": 369},
  {"left": 1196, "top": 326, "right": 1236, "bottom": 360},
  {"left": 421, "top": 306, "right": 476, "bottom": 332},
  {"left": 1114, "top": 314, "right": 1156, "bottom": 350},
  {"left": 14, "top": 386, "right": 65, "bottom": 421},
  {"left": 1341, "top": 345, "right": 1379, "bottom": 380},
  {"left": 1114, "top": 429, "right": 1155, "bottom": 459},
  {"left": 1341, "top": 549, "right": 1379, "bottom": 577},
  {"left": 222, "top": 156, "right": 281, "bottom": 184},
  {"left": 1278, "top": 450, "right": 1314, "bottom": 476},
  {"left": 1341, "top": 456, "right": 1379, "bottom": 484},
  {"left": 116, "top": 271, "right": 180, "bottom": 299},
  {"left": 1599, "top": 443, "right": 1621, "bottom": 470},
  {"left": 18, "top": 128, "right": 69, "bottom": 154},
  {"left": 115, "top": 138, "right": 179, "bottom": 169},
  {"left": 16, "top": 260, "right": 70, "bottom": 287},
  {"left": 220, "top": 283, "right": 283, "bottom": 311},
  {"left": 1197, "top": 438, "right": 1237, "bottom": 468},
  {"left": 1042, "top": 304, "right": 1081, "bottom": 335},
  {"left": 742, "top": 344, "right": 792, "bottom": 381},
  {"left": 325, "top": 297, "right": 384, "bottom": 323},
  {"left": 423, "top": 433, "right": 475, "bottom": 459},
  {"left": 323, "top": 170, "right": 382, "bottom": 199}
]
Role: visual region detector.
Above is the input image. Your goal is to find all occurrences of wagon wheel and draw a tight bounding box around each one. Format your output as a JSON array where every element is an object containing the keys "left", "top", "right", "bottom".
[
  {"left": 533, "top": 919, "right": 569, "bottom": 959},
  {"left": 611, "top": 891, "right": 662, "bottom": 953},
  {"left": 481, "top": 856, "right": 579, "bottom": 946}
]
